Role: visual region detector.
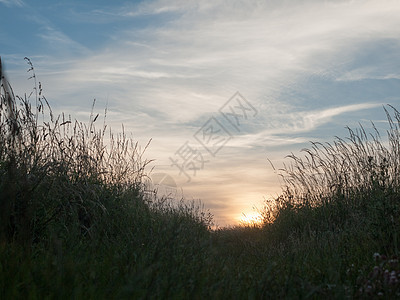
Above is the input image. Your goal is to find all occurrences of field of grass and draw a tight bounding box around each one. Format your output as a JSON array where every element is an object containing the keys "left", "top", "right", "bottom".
[{"left": 1, "top": 59, "right": 400, "bottom": 298}]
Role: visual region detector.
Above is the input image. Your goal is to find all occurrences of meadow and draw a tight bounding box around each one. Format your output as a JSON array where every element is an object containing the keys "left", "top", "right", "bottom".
[{"left": 1, "top": 59, "right": 399, "bottom": 298}]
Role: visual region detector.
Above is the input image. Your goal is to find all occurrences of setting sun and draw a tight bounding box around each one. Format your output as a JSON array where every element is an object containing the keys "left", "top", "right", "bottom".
[{"left": 238, "top": 212, "right": 263, "bottom": 226}]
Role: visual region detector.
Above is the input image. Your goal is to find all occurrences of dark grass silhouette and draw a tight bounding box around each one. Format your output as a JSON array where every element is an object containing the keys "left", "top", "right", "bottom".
[{"left": 1, "top": 58, "right": 399, "bottom": 298}]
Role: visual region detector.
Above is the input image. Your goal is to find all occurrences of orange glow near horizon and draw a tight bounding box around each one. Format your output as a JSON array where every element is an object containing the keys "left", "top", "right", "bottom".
[{"left": 238, "top": 211, "right": 263, "bottom": 226}]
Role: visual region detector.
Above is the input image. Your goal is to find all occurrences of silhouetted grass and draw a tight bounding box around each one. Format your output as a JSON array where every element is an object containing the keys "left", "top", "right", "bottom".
[
  {"left": 256, "top": 105, "right": 400, "bottom": 297},
  {"left": 0, "top": 58, "right": 213, "bottom": 298},
  {"left": 1, "top": 58, "right": 399, "bottom": 298}
]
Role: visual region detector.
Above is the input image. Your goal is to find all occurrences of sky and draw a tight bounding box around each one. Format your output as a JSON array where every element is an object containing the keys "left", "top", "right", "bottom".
[{"left": 1, "top": 0, "right": 400, "bottom": 226}]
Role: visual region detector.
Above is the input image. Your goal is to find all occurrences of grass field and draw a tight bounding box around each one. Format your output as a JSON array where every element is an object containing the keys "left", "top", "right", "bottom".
[{"left": 1, "top": 59, "right": 399, "bottom": 298}]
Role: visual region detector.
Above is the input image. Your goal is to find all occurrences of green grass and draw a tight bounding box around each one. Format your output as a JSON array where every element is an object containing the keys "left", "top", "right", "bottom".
[{"left": 1, "top": 58, "right": 400, "bottom": 299}]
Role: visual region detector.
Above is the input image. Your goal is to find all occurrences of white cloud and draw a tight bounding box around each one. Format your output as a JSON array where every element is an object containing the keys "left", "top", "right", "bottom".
[
  {"left": 122, "top": 2, "right": 185, "bottom": 17},
  {"left": 336, "top": 67, "right": 400, "bottom": 82},
  {"left": 0, "top": 0, "right": 23, "bottom": 7},
  {"left": 37, "top": 27, "right": 89, "bottom": 54},
  {"left": 300, "top": 103, "right": 383, "bottom": 132},
  {"left": 221, "top": 102, "right": 383, "bottom": 152}
]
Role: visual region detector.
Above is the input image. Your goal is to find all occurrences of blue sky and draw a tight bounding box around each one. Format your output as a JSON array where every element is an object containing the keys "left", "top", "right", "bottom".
[{"left": 1, "top": 0, "right": 400, "bottom": 226}]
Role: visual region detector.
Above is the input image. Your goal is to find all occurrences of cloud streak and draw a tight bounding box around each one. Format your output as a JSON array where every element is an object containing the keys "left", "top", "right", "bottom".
[{"left": 0, "top": 0, "right": 23, "bottom": 7}]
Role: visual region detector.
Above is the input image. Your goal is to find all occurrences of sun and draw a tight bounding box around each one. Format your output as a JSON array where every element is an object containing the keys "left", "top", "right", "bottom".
[{"left": 238, "top": 212, "right": 263, "bottom": 226}]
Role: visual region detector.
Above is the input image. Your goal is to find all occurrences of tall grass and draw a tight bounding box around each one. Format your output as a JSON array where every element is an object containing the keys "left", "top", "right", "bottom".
[
  {"left": 0, "top": 57, "right": 153, "bottom": 248},
  {"left": 0, "top": 58, "right": 214, "bottom": 298},
  {"left": 280, "top": 106, "right": 400, "bottom": 205},
  {"left": 264, "top": 106, "right": 400, "bottom": 244},
  {"left": 258, "top": 105, "right": 400, "bottom": 297}
]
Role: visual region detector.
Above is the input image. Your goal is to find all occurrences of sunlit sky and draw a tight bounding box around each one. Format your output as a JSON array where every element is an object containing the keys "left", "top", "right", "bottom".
[{"left": 1, "top": 0, "right": 400, "bottom": 226}]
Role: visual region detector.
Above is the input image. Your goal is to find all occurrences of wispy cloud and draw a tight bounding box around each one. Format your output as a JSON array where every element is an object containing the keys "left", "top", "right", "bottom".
[
  {"left": 36, "top": 26, "right": 90, "bottom": 55},
  {"left": 121, "top": 1, "right": 187, "bottom": 17},
  {"left": 0, "top": 0, "right": 24, "bottom": 7},
  {"left": 298, "top": 103, "right": 383, "bottom": 132},
  {"left": 336, "top": 68, "right": 400, "bottom": 82}
]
